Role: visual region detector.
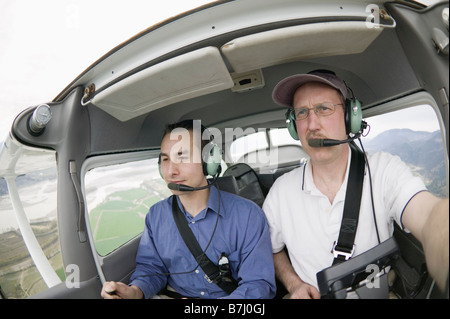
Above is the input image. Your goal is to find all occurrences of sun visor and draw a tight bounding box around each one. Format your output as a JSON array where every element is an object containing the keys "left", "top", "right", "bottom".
[
  {"left": 221, "top": 21, "right": 383, "bottom": 73},
  {"left": 92, "top": 47, "right": 234, "bottom": 122}
]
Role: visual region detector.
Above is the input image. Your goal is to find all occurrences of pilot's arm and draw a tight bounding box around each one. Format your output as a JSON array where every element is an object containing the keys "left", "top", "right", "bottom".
[{"left": 402, "top": 192, "right": 449, "bottom": 291}]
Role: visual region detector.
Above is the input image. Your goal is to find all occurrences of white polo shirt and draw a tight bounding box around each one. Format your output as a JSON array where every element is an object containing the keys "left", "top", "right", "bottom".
[{"left": 262, "top": 149, "right": 427, "bottom": 288}]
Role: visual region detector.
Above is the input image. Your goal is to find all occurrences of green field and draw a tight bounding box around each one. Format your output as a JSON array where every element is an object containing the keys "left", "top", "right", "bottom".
[
  {"left": 89, "top": 188, "right": 166, "bottom": 256},
  {"left": 0, "top": 221, "right": 65, "bottom": 298}
]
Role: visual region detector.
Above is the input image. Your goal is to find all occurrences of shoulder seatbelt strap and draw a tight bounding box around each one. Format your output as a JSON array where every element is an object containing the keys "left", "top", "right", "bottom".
[
  {"left": 171, "top": 196, "right": 238, "bottom": 294},
  {"left": 332, "top": 142, "right": 366, "bottom": 265}
]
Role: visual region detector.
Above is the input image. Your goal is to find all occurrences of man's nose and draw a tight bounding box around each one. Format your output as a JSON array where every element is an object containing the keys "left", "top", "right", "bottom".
[
  {"left": 306, "top": 110, "right": 321, "bottom": 130},
  {"left": 166, "top": 160, "right": 180, "bottom": 177}
]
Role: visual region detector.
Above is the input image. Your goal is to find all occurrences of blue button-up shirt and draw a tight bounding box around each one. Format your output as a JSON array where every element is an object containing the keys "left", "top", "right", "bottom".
[{"left": 129, "top": 185, "right": 276, "bottom": 299}]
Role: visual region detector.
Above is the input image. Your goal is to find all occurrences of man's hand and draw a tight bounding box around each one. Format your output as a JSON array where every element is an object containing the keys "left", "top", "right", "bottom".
[
  {"left": 101, "top": 281, "right": 144, "bottom": 299},
  {"left": 273, "top": 250, "right": 321, "bottom": 299},
  {"left": 288, "top": 282, "right": 321, "bottom": 299}
]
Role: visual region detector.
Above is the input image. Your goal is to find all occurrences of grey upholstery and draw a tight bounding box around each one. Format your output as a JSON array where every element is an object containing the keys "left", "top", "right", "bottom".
[
  {"left": 208, "top": 175, "right": 239, "bottom": 195},
  {"left": 223, "top": 163, "right": 265, "bottom": 206}
]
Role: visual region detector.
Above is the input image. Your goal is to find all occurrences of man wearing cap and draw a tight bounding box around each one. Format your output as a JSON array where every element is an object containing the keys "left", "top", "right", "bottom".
[{"left": 263, "top": 70, "right": 449, "bottom": 298}]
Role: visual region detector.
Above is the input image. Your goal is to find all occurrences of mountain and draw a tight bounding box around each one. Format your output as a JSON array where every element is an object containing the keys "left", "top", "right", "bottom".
[
  {"left": 365, "top": 129, "right": 432, "bottom": 152},
  {"left": 365, "top": 129, "right": 447, "bottom": 197}
]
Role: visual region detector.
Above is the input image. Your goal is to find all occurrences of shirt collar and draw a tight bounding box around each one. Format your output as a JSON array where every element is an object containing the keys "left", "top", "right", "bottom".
[
  {"left": 302, "top": 146, "right": 352, "bottom": 198},
  {"left": 175, "top": 184, "right": 224, "bottom": 220},
  {"left": 206, "top": 185, "right": 224, "bottom": 216}
]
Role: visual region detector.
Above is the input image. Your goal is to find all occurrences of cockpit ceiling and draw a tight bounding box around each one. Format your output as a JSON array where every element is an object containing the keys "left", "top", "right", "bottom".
[
  {"left": 221, "top": 21, "right": 383, "bottom": 73},
  {"left": 90, "top": 21, "right": 384, "bottom": 122},
  {"left": 91, "top": 47, "right": 234, "bottom": 122}
]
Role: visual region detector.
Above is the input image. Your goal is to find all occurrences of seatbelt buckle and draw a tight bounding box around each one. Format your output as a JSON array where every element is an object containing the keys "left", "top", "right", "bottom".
[
  {"left": 204, "top": 272, "right": 220, "bottom": 284},
  {"left": 204, "top": 274, "right": 214, "bottom": 283},
  {"left": 332, "top": 241, "right": 355, "bottom": 261}
]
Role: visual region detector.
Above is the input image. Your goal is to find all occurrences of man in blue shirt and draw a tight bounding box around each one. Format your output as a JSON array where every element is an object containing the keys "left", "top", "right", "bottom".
[{"left": 101, "top": 120, "right": 276, "bottom": 299}]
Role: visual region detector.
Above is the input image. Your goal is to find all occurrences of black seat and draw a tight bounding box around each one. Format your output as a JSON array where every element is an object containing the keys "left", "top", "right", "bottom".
[
  {"left": 223, "top": 163, "right": 265, "bottom": 206},
  {"left": 208, "top": 175, "right": 239, "bottom": 195}
]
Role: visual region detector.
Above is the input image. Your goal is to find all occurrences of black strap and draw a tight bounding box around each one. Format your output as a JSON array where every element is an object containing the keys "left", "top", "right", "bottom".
[
  {"left": 332, "top": 143, "right": 366, "bottom": 265},
  {"left": 171, "top": 196, "right": 238, "bottom": 295}
]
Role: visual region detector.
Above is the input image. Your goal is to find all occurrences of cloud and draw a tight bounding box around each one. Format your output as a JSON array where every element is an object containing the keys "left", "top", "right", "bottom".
[{"left": 0, "top": 0, "right": 215, "bottom": 139}]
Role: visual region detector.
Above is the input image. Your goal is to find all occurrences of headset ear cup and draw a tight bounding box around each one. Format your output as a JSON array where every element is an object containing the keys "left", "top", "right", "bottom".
[
  {"left": 348, "top": 99, "right": 363, "bottom": 135},
  {"left": 345, "top": 99, "right": 351, "bottom": 135},
  {"left": 285, "top": 108, "right": 299, "bottom": 140},
  {"left": 203, "top": 144, "right": 221, "bottom": 176},
  {"left": 158, "top": 154, "right": 163, "bottom": 179}
]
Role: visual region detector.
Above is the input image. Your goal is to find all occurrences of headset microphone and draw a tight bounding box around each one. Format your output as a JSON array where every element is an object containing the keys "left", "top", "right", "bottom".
[
  {"left": 167, "top": 169, "right": 220, "bottom": 192},
  {"left": 308, "top": 135, "right": 360, "bottom": 148},
  {"left": 167, "top": 183, "right": 213, "bottom": 192}
]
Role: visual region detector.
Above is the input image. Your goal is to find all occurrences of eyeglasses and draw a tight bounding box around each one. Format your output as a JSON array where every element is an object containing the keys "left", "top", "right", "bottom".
[{"left": 293, "top": 102, "right": 342, "bottom": 120}]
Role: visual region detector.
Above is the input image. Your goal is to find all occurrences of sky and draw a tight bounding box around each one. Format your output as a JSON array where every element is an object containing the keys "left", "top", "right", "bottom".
[
  {"left": 0, "top": 0, "right": 216, "bottom": 139},
  {"left": 0, "top": 0, "right": 442, "bottom": 141}
]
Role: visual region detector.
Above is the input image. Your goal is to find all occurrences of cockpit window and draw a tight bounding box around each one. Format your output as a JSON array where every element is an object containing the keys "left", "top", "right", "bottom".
[
  {"left": 228, "top": 128, "right": 309, "bottom": 172},
  {"left": 365, "top": 104, "right": 447, "bottom": 198},
  {"left": 84, "top": 157, "right": 171, "bottom": 256},
  {"left": 0, "top": 147, "right": 63, "bottom": 298}
]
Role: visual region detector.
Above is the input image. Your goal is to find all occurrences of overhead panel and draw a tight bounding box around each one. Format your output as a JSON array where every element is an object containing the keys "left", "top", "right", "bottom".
[
  {"left": 92, "top": 47, "right": 234, "bottom": 122},
  {"left": 221, "top": 21, "right": 384, "bottom": 73}
]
